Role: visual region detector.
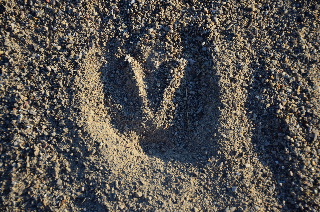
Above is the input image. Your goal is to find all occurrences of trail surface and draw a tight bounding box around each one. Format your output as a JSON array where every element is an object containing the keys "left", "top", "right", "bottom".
[{"left": 0, "top": 0, "right": 319, "bottom": 211}]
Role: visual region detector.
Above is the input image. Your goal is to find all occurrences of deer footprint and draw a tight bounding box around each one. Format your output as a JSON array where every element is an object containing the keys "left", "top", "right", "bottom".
[{"left": 102, "top": 24, "right": 221, "bottom": 162}]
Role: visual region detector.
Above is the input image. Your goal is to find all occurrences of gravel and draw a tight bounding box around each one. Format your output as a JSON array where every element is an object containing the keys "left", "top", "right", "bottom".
[{"left": 0, "top": 0, "right": 319, "bottom": 211}]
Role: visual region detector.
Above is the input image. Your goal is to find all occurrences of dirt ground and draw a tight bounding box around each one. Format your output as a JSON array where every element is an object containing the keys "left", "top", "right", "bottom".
[{"left": 0, "top": 0, "right": 319, "bottom": 211}]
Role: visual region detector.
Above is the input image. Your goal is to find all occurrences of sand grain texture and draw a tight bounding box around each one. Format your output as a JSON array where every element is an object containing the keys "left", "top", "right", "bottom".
[{"left": 0, "top": 0, "right": 319, "bottom": 211}]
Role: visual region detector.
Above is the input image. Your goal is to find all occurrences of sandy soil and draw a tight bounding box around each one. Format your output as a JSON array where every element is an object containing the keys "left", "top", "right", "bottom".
[{"left": 0, "top": 0, "right": 319, "bottom": 211}]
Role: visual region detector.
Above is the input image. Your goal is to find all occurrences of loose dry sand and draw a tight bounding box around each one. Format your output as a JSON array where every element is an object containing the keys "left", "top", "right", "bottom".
[{"left": 1, "top": 0, "right": 319, "bottom": 211}]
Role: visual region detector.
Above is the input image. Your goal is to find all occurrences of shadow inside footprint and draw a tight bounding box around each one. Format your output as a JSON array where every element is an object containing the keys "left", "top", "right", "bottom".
[
  {"left": 101, "top": 24, "right": 221, "bottom": 164},
  {"left": 139, "top": 24, "right": 221, "bottom": 164},
  {"left": 102, "top": 38, "right": 145, "bottom": 133},
  {"left": 144, "top": 59, "right": 181, "bottom": 113}
]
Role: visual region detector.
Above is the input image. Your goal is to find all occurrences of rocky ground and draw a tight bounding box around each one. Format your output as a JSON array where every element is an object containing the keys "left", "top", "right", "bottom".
[{"left": 0, "top": 0, "right": 319, "bottom": 211}]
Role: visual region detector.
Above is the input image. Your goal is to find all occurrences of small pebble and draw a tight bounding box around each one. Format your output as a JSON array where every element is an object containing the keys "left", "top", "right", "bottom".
[
  {"left": 135, "top": 191, "right": 143, "bottom": 198},
  {"left": 232, "top": 186, "right": 238, "bottom": 192},
  {"left": 57, "top": 179, "right": 63, "bottom": 186}
]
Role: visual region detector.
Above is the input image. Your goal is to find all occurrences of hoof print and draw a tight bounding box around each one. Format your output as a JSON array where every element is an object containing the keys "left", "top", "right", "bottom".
[{"left": 101, "top": 24, "right": 221, "bottom": 163}]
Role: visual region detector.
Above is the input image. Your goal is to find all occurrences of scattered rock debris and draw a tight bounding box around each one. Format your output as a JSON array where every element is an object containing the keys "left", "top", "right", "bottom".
[{"left": 0, "top": 0, "right": 319, "bottom": 211}]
